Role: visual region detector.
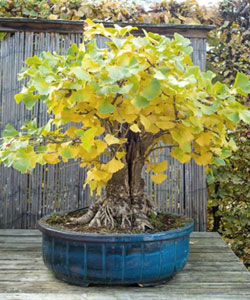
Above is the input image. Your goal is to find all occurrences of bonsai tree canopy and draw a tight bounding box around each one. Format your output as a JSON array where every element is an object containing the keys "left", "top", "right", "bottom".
[{"left": 0, "top": 20, "right": 249, "bottom": 231}]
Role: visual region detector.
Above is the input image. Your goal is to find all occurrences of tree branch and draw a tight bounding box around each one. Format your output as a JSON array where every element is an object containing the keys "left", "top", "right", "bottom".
[
  {"left": 147, "top": 144, "right": 176, "bottom": 156},
  {"left": 154, "top": 130, "right": 170, "bottom": 139}
]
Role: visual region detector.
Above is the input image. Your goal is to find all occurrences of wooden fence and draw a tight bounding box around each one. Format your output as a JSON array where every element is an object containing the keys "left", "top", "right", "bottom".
[{"left": 0, "top": 18, "right": 214, "bottom": 231}]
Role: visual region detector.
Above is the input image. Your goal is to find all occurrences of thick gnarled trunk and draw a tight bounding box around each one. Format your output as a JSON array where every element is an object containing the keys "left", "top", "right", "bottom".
[{"left": 71, "top": 131, "right": 154, "bottom": 230}]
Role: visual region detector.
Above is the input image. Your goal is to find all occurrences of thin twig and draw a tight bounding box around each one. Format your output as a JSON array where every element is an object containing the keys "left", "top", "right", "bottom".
[
  {"left": 146, "top": 59, "right": 155, "bottom": 67},
  {"left": 112, "top": 93, "right": 121, "bottom": 105},
  {"left": 148, "top": 144, "right": 176, "bottom": 154},
  {"left": 173, "top": 95, "right": 178, "bottom": 120}
]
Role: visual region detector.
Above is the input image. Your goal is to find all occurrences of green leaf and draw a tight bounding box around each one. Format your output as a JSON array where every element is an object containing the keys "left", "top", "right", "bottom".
[
  {"left": 9, "top": 140, "right": 29, "bottom": 151},
  {"left": 128, "top": 56, "right": 139, "bottom": 69},
  {"left": 202, "top": 71, "right": 216, "bottom": 82},
  {"left": 167, "top": 75, "right": 190, "bottom": 88},
  {"left": 185, "top": 66, "right": 200, "bottom": 77},
  {"left": 67, "top": 44, "right": 79, "bottom": 57},
  {"left": 15, "top": 93, "right": 24, "bottom": 104},
  {"left": 140, "top": 78, "right": 161, "bottom": 100},
  {"left": 174, "top": 33, "right": 191, "bottom": 47},
  {"left": 40, "top": 52, "right": 58, "bottom": 67},
  {"left": 129, "top": 75, "right": 140, "bottom": 93},
  {"left": 154, "top": 69, "right": 166, "bottom": 80},
  {"left": 170, "top": 148, "right": 191, "bottom": 163},
  {"left": 71, "top": 67, "right": 90, "bottom": 81},
  {"left": 200, "top": 101, "right": 221, "bottom": 115},
  {"left": 106, "top": 66, "right": 128, "bottom": 81},
  {"left": 80, "top": 128, "right": 97, "bottom": 153},
  {"left": 111, "top": 37, "right": 125, "bottom": 49},
  {"left": 33, "top": 75, "right": 55, "bottom": 95},
  {"left": 36, "top": 146, "right": 47, "bottom": 153},
  {"left": 180, "top": 141, "right": 191, "bottom": 153},
  {"left": 206, "top": 174, "right": 215, "bottom": 185},
  {"left": 213, "top": 82, "right": 229, "bottom": 99},
  {"left": 25, "top": 55, "right": 42, "bottom": 66},
  {"left": 15, "top": 91, "right": 38, "bottom": 110},
  {"left": 239, "top": 110, "right": 250, "bottom": 123},
  {"left": 60, "top": 148, "right": 72, "bottom": 159},
  {"left": 2, "top": 124, "right": 18, "bottom": 138},
  {"left": 134, "top": 96, "right": 149, "bottom": 107},
  {"left": 233, "top": 73, "right": 250, "bottom": 95},
  {"left": 98, "top": 98, "right": 116, "bottom": 114},
  {"left": 154, "top": 67, "right": 171, "bottom": 80},
  {"left": 115, "top": 84, "right": 133, "bottom": 94},
  {"left": 221, "top": 147, "right": 231, "bottom": 159},
  {"left": 222, "top": 109, "right": 240, "bottom": 123},
  {"left": 70, "top": 90, "right": 86, "bottom": 102},
  {"left": 13, "top": 158, "right": 30, "bottom": 173},
  {"left": 213, "top": 157, "right": 226, "bottom": 166},
  {"left": 75, "top": 129, "right": 85, "bottom": 137}
]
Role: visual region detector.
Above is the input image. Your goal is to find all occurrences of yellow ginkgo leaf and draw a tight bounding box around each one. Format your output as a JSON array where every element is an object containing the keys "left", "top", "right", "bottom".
[
  {"left": 92, "top": 169, "right": 112, "bottom": 181},
  {"left": 151, "top": 173, "right": 167, "bottom": 184},
  {"left": 119, "top": 108, "right": 138, "bottom": 123},
  {"left": 69, "top": 146, "right": 80, "bottom": 158},
  {"left": 130, "top": 124, "right": 141, "bottom": 133},
  {"left": 210, "top": 147, "right": 222, "bottom": 156},
  {"left": 94, "top": 140, "right": 107, "bottom": 155},
  {"left": 195, "top": 132, "right": 213, "bottom": 146},
  {"left": 43, "top": 153, "right": 60, "bottom": 164},
  {"left": 140, "top": 115, "right": 151, "bottom": 130},
  {"left": 170, "top": 148, "right": 191, "bottom": 164},
  {"left": 171, "top": 127, "right": 194, "bottom": 145},
  {"left": 47, "top": 144, "right": 58, "bottom": 152},
  {"left": 147, "top": 124, "right": 160, "bottom": 134},
  {"left": 192, "top": 152, "right": 213, "bottom": 165},
  {"left": 155, "top": 121, "right": 175, "bottom": 130},
  {"left": 65, "top": 126, "right": 78, "bottom": 138},
  {"left": 103, "top": 158, "right": 125, "bottom": 174},
  {"left": 160, "top": 134, "right": 174, "bottom": 144},
  {"left": 115, "top": 151, "right": 126, "bottom": 159},
  {"left": 89, "top": 181, "right": 97, "bottom": 195},
  {"left": 151, "top": 161, "right": 168, "bottom": 173},
  {"left": 104, "top": 134, "right": 120, "bottom": 145},
  {"left": 33, "top": 153, "right": 45, "bottom": 165}
]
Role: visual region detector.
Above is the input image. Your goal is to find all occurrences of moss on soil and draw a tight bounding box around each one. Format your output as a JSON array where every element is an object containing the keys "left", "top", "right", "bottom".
[{"left": 43, "top": 209, "right": 192, "bottom": 234}]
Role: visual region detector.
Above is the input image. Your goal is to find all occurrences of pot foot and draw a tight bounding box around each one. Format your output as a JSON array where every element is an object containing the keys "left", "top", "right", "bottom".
[
  {"left": 137, "top": 274, "right": 175, "bottom": 287},
  {"left": 54, "top": 273, "right": 90, "bottom": 287}
]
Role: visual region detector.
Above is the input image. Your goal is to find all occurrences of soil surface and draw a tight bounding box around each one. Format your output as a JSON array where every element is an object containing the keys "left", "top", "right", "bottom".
[{"left": 43, "top": 209, "right": 192, "bottom": 234}]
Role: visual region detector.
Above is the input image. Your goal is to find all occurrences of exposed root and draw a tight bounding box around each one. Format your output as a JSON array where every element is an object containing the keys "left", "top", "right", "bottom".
[
  {"left": 70, "top": 197, "right": 105, "bottom": 225},
  {"left": 70, "top": 194, "right": 154, "bottom": 231},
  {"left": 71, "top": 196, "right": 133, "bottom": 229},
  {"left": 132, "top": 194, "right": 154, "bottom": 230},
  {"left": 134, "top": 217, "right": 153, "bottom": 231}
]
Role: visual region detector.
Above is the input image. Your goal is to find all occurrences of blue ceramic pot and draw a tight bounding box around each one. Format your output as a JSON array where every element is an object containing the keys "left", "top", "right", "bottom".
[{"left": 38, "top": 212, "right": 193, "bottom": 286}]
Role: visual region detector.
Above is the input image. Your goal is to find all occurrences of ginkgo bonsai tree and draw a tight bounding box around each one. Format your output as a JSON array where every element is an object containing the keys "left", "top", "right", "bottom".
[{"left": 0, "top": 20, "right": 249, "bottom": 231}]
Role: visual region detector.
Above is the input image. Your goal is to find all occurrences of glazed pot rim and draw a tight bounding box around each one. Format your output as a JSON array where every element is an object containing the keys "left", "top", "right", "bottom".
[{"left": 38, "top": 210, "right": 193, "bottom": 243}]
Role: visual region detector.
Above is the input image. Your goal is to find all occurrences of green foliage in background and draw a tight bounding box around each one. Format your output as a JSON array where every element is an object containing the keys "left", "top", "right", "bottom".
[
  {"left": 207, "top": 0, "right": 249, "bottom": 84},
  {"left": 0, "top": 0, "right": 215, "bottom": 24},
  {"left": 207, "top": 124, "right": 250, "bottom": 269},
  {"left": 206, "top": 0, "right": 250, "bottom": 270}
]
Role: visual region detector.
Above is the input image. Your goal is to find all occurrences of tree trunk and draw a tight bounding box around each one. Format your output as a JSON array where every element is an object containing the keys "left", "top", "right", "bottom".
[{"left": 71, "top": 131, "right": 154, "bottom": 230}]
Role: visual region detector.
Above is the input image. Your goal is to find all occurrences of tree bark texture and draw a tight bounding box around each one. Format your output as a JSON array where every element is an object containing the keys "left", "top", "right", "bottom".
[{"left": 71, "top": 130, "right": 154, "bottom": 230}]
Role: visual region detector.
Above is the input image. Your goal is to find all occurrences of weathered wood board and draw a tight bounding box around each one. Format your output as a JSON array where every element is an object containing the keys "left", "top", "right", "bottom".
[{"left": 0, "top": 230, "right": 249, "bottom": 300}]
